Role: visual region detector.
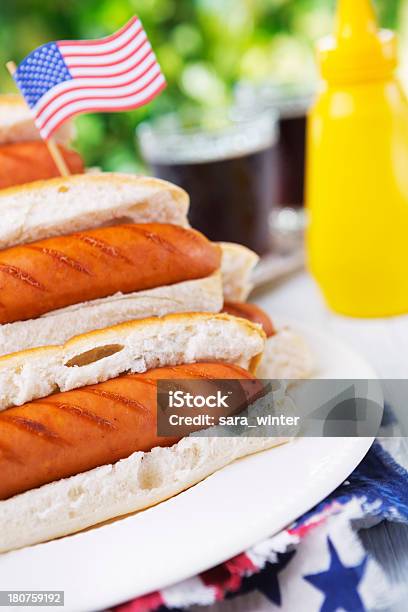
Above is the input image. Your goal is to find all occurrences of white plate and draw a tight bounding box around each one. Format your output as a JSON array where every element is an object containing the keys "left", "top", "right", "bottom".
[{"left": 0, "top": 321, "right": 378, "bottom": 612}]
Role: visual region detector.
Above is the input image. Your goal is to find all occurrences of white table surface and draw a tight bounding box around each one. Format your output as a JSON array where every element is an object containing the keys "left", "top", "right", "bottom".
[
  {"left": 253, "top": 271, "right": 408, "bottom": 380},
  {"left": 195, "top": 271, "right": 408, "bottom": 612}
]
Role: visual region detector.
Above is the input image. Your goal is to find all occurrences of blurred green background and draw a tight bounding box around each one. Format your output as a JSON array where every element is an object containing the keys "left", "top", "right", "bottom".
[{"left": 0, "top": 0, "right": 406, "bottom": 171}]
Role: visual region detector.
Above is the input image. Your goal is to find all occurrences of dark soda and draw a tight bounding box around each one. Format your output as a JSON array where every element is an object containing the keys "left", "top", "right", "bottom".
[
  {"left": 150, "top": 144, "right": 278, "bottom": 255},
  {"left": 276, "top": 114, "right": 307, "bottom": 208}
]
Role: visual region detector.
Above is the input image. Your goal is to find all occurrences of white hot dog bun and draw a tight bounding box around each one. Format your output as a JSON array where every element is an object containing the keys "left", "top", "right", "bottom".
[
  {"left": 0, "top": 311, "right": 265, "bottom": 411},
  {"left": 0, "top": 94, "right": 73, "bottom": 145},
  {"left": 219, "top": 241, "right": 259, "bottom": 301},
  {"left": 259, "top": 327, "right": 314, "bottom": 379},
  {"left": 0, "top": 273, "right": 223, "bottom": 357},
  {"left": 1, "top": 436, "right": 284, "bottom": 554},
  {"left": 0, "top": 172, "right": 189, "bottom": 250}
]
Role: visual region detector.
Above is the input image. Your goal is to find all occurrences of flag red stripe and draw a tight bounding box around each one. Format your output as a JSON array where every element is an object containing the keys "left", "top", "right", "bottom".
[
  {"left": 61, "top": 27, "right": 143, "bottom": 58},
  {"left": 36, "top": 54, "right": 156, "bottom": 117},
  {"left": 41, "top": 81, "right": 166, "bottom": 138},
  {"left": 58, "top": 17, "right": 138, "bottom": 48},
  {"left": 38, "top": 71, "right": 163, "bottom": 128},
  {"left": 66, "top": 36, "right": 148, "bottom": 69},
  {"left": 67, "top": 49, "right": 153, "bottom": 80}
]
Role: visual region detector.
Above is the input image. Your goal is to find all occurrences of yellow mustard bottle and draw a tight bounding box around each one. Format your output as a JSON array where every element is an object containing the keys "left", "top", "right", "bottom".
[{"left": 306, "top": 0, "right": 408, "bottom": 317}]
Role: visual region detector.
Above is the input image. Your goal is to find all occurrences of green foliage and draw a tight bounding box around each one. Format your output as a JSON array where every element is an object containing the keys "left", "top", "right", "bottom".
[{"left": 0, "top": 0, "right": 402, "bottom": 170}]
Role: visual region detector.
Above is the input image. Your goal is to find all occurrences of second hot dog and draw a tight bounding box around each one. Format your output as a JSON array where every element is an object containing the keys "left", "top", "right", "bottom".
[
  {"left": 223, "top": 301, "right": 276, "bottom": 337},
  {"left": 0, "top": 223, "right": 221, "bottom": 324}
]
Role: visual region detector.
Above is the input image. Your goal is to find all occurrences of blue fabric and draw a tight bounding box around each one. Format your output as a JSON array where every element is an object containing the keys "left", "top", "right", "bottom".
[
  {"left": 294, "top": 401, "right": 408, "bottom": 528},
  {"left": 293, "top": 439, "right": 408, "bottom": 530}
]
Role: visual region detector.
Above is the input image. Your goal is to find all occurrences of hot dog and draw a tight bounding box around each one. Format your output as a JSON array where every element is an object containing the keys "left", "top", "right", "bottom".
[
  {"left": 0, "top": 141, "right": 84, "bottom": 189},
  {"left": 0, "top": 175, "right": 225, "bottom": 356},
  {"left": 0, "top": 312, "right": 288, "bottom": 554},
  {"left": 221, "top": 302, "right": 314, "bottom": 379},
  {"left": 223, "top": 301, "right": 276, "bottom": 337},
  {"left": 0, "top": 362, "right": 254, "bottom": 501},
  {"left": 0, "top": 223, "right": 220, "bottom": 324},
  {"left": 0, "top": 176, "right": 261, "bottom": 359}
]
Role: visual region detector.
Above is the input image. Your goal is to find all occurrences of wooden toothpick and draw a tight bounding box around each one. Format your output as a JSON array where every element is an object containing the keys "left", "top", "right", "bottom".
[{"left": 6, "top": 61, "right": 70, "bottom": 177}]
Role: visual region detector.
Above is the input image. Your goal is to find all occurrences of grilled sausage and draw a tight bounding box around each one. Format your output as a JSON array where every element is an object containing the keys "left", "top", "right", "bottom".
[
  {"left": 0, "top": 223, "right": 221, "bottom": 324},
  {"left": 0, "top": 362, "right": 255, "bottom": 500},
  {"left": 222, "top": 301, "right": 275, "bottom": 338},
  {"left": 0, "top": 141, "right": 84, "bottom": 189}
]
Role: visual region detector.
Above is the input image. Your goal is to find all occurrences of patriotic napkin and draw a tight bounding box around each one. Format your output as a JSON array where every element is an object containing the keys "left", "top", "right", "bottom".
[{"left": 113, "top": 407, "right": 408, "bottom": 612}]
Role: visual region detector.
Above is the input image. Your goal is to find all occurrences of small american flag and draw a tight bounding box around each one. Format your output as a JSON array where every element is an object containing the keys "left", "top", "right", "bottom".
[{"left": 13, "top": 16, "right": 166, "bottom": 140}]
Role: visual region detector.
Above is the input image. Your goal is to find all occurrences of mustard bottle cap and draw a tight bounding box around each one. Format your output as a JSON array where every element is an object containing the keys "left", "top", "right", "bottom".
[{"left": 318, "top": 0, "right": 397, "bottom": 83}]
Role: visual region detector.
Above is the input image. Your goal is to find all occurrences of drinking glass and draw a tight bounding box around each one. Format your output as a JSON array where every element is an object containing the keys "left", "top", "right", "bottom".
[
  {"left": 235, "top": 82, "right": 315, "bottom": 251},
  {"left": 137, "top": 107, "right": 278, "bottom": 255}
]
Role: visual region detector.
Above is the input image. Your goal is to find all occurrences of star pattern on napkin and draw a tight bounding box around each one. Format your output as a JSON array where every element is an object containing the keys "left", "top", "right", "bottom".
[{"left": 304, "top": 537, "right": 368, "bottom": 612}]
